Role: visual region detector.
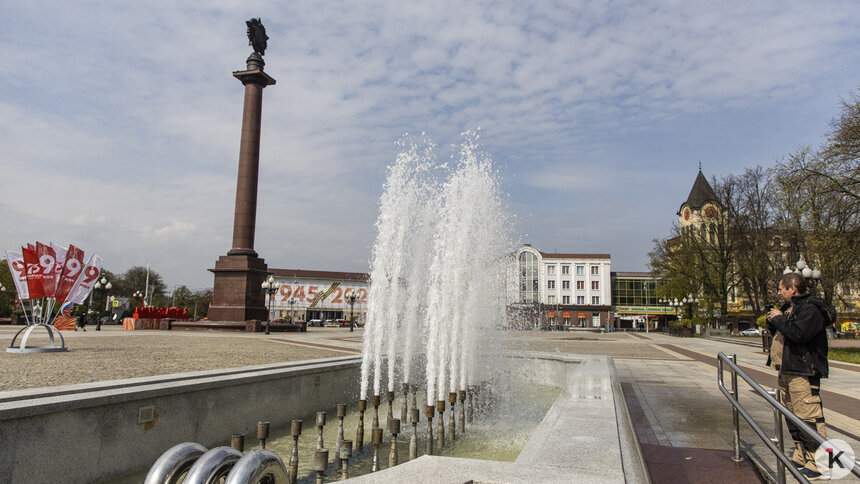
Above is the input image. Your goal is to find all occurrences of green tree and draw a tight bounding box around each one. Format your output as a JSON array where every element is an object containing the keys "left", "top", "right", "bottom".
[{"left": 0, "top": 259, "right": 15, "bottom": 317}]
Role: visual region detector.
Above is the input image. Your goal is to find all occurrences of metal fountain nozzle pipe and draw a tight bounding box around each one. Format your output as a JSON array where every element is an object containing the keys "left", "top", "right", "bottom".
[
  {"left": 316, "top": 411, "right": 327, "bottom": 451},
  {"left": 401, "top": 382, "right": 409, "bottom": 423},
  {"left": 411, "top": 384, "right": 419, "bottom": 411},
  {"left": 371, "top": 427, "right": 383, "bottom": 472},
  {"left": 458, "top": 390, "right": 467, "bottom": 431},
  {"left": 467, "top": 386, "right": 474, "bottom": 424},
  {"left": 409, "top": 408, "right": 420, "bottom": 461},
  {"left": 288, "top": 419, "right": 302, "bottom": 484},
  {"left": 356, "top": 399, "right": 367, "bottom": 452},
  {"left": 256, "top": 421, "right": 269, "bottom": 449},
  {"left": 339, "top": 440, "right": 352, "bottom": 480},
  {"left": 424, "top": 405, "right": 435, "bottom": 455},
  {"left": 436, "top": 400, "right": 446, "bottom": 447},
  {"left": 436, "top": 400, "right": 445, "bottom": 413},
  {"left": 372, "top": 395, "right": 381, "bottom": 429},
  {"left": 230, "top": 434, "right": 244, "bottom": 452},
  {"left": 388, "top": 418, "right": 400, "bottom": 468},
  {"left": 313, "top": 449, "right": 328, "bottom": 484},
  {"left": 387, "top": 390, "right": 395, "bottom": 420},
  {"left": 448, "top": 392, "right": 457, "bottom": 405},
  {"left": 448, "top": 392, "right": 457, "bottom": 441},
  {"left": 335, "top": 404, "right": 346, "bottom": 470}
]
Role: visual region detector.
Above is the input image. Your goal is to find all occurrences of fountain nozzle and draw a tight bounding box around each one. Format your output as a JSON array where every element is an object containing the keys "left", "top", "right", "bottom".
[
  {"left": 386, "top": 391, "right": 394, "bottom": 404},
  {"left": 291, "top": 419, "right": 303, "bottom": 437},
  {"left": 436, "top": 400, "right": 445, "bottom": 413},
  {"left": 313, "top": 448, "right": 328, "bottom": 484},
  {"left": 358, "top": 399, "right": 367, "bottom": 412},
  {"left": 425, "top": 405, "right": 435, "bottom": 419},
  {"left": 256, "top": 421, "right": 269, "bottom": 449}
]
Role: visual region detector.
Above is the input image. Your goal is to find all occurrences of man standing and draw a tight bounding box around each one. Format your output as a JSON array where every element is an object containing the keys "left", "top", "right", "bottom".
[{"left": 767, "top": 272, "right": 829, "bottom": 480}]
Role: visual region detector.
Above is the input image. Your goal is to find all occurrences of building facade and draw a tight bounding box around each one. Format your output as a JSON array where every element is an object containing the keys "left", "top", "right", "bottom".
[
  {"left": 610, "top": 272, "right": 676, "bottom": 330},
  {"left": 511, "top": 244, "right": 612, "bottom": 329},
  {"left": 267, "top": 269, "right": 368, "bottom": 323}
]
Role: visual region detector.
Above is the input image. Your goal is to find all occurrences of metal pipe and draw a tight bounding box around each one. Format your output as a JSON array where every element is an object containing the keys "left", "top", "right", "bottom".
[
  {"left": 768, "top": 389, "right": 786, "bottom": 484},
  {"left": 316, "top": 411, "right": 327, "bottom": 451},
  {"left": 339, "top": 440, "right": 352, "bottom": 480},
  {"left": 257, "top": 421, "right": 269, "bottom": 450},
  {"left": 730, "top": 354, "right": 741, "bottom": 462},
  {"left": 387, "top": 390, "right": 395, "bottom": 421},
  {"left": 388, "top": 418, "right": 400, "bottom": 468},
  {"left": 436, "top": 400, "right": 445, "bottom": 447},
  {"left": 425, "top": 405, "right": 434, "bottom": 455},
  {"left": 411, "top": 384, "right": 418, "bottom": 412},
  {"left": 184, "top": 446, "right": 242, "bottom": 484},
  {"left": 224, "top": 449, "right": 288, "bottom": 484},
  {"left": 448, "top": 392, "right": 457, "bottom": 441},
  {"left": 371, "top": 427, "right": 382, "bottom": 472},
  {"left": 409, "top": 408, "right": 419, "bottom": 460},
  {"left": 230, "top": 434, "right": 244, "bottom": 453},
  {"left": 467, "top": 386, "right": 474, "bottom": 424},
  {"left": 458, "top": 390, "right": 466, "bottom": 431},
  {"left": 335, "top": 404, "right": 346, "bottom": 470},
  {"left": 401, "top": 382, "right": 409, "bottom": 424},
  {"left": 313, "top": 449, "right": 328, "bottom": 484},
  {"left": 372, "top": 395, "right": 380, "bottom": 429},
  {"left": 144, "top": 442, "right": 208, "bottom": 484},
  {"left": 288, "top": 419, "right": 302, "bottom": 484},
  {"left": 356, "top": 399, "right": 367, "bottom": 453}
]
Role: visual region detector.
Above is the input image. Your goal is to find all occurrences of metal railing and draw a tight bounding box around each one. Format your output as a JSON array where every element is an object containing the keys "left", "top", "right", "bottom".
[{"left": 717, "top": 352, "right": 860, "bottom": 483}]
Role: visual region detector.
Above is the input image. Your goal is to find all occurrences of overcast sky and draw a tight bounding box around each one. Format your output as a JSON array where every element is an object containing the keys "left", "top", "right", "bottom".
[{"left": 2, "top": 1, "right": 859, "bottom": 291}]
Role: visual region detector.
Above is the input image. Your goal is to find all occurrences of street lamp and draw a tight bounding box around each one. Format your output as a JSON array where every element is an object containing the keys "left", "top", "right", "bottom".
[
  {"left": 681, "top": 293, "right": 699, "bottom": 320},
  {"left": 784, "top": 257, "right": 822, "bottom": 292},
  {"left": 94, "top": 277, "right": 111, "bottom": 331},
  {"left": 345, "top": 291, "right": 359, "bottom": 332},
  {"left": 261, "top": 275, "right": 281, "bottom": 335}
]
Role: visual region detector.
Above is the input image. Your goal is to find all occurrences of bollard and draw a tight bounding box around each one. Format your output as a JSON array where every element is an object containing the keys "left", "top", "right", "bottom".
[
  {"left": 335, "top": 404, "right": 346, "bottom": 470},
  {"left": 372, "top": 395, "right": 381, "bottom": 429},
  {"left": 339, "top": 439, "right": 352, "bottom": 480},
  {"left": 425, "top": 405, "right": 435, "bottom": 455},
  {"left": 313, "top": 448, "right": 328, "bottom": 484},
  {"left": 448, "top": 392, "right": 457, "bottom": 441},
  {"left": 388, "top": 418, "right": 400, "bottom": 468},
  {"left": 409, "top": 408, "right": 419, "bottom": 460},
  {"left": 257, "top": 421, "right": 269, "bottom": 450},
  {"left": 436, "top": 400, "right": 446, "bottom": 447},
  {"left": 288, "top": 419, "right": 302, "bottom": 484},
  {"left": 316, "top": 411, "right": 327, "bottom": 451},
  {"left": 231, "top": 433, "right": 245, "bottom": 452},
  {"left": 371, "top": 427, "right": 383, "bottom": 472},
  {"left": 356, "top": 399, "right": 367, "bottom": 453}
]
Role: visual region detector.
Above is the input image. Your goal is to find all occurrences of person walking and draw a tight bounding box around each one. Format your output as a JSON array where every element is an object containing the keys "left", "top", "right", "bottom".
[{"left": 766, "top": 272, "right": 830, "bottom": 480}]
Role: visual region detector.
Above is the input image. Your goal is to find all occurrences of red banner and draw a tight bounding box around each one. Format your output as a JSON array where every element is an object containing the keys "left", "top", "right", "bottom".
[
  {"left": 133, "top": 307, "right": 189, "bottom": 320},
  {"left": 547, "top": 311, "right": 555, "bottom": 318},
  {"left": 37, "top": 242, "right": 58, "bottom": 298},
  {"left": 55, "top": 245, "right": 84, "bottom": 303},
  {"left": 577, "top": 312, "right": 586, "bottom": 318},
  {"left": 22, "top": 247, "right": 45, "bottom": 299},
  {"left": 563, "top": 312, "right": 571, "bottom": 318}
]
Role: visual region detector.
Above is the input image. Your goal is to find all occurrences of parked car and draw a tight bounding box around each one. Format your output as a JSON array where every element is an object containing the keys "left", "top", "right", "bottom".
[
  {"left": 323, "top": 319, "right": 340, "bottom": 327},
  {"left": 308, "top": 319, "right": 324, "bottom": 327},
  {"left": 740, "top": 328, "right": 761, "bottom": 336}
]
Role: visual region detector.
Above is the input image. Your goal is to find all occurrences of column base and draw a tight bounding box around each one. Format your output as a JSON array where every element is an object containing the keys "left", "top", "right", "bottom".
[{"left": 208, "top": 254, "right": 269, "bottom": 322}]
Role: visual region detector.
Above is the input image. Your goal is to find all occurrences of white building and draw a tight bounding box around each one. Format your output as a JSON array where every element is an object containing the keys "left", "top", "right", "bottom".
[{"left": 512, "top": 244, "right": 612, "bottom": 328}]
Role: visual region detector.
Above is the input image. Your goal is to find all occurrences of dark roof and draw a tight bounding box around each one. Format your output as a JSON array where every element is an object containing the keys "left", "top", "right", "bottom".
[
  {"left": 611, "top": 271, "right": 653, "bottom": 278},
  {"left": 538, "top": 252, "right": 611, "bottom": 260},
  {"left": 270, "top": 268, "right": 369, "bottom": 282},
  {"left": 681, "top": 170, "right": 718, "bottom": 210}
]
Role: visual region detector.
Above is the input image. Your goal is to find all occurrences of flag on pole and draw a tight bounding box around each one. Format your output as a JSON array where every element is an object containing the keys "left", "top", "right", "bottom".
[
  {"left": 55, "top": 245, "right": 84, "bottom": 303},
  {"left": 4, "top": 250, "right": 30, "bottom": 300},
  {"left": 68, "top": 254, "right": 103, "bottom": 305},
  {"left": 37, "top": 242, "right": 59, "bottom": 298},
  {"left": 51, "top": 243, "right": 68, "bottom": 295},
  {"left": 21, "top": 247, "right": 46, "bottom": 299}
]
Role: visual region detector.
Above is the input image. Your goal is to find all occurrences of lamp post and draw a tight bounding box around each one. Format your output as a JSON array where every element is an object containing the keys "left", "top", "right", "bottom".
[
  {"left": 261, "top": 275, "right": 281, "bottom": 335},
  {"left": 643, "top": 281, "right": 650, "bottom": 334},
  {"left": 345, "top": 291, "right": 358, "bottom": 332},
  {"left": 94, "top": 277, "right": 111, "bottom": 331},
  {"left": 681, "top": 293, "right": 699, "bottom": 320},
  {"left": 784, "top": 257, "right": 822, "bottom": 293}
]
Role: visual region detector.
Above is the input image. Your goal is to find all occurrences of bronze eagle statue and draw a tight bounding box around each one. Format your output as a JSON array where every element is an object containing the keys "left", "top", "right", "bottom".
[{"left": 246, "top": 18, "right": 269, "bottom": 55}]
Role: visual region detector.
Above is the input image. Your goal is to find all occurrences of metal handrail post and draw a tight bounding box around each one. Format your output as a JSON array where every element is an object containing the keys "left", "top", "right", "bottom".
[
  {"left": 731, "top": 354, "right": 742, "bottom": 462},
  {"left": 768, "top": 389, "right": 786, "bottom": 484}
]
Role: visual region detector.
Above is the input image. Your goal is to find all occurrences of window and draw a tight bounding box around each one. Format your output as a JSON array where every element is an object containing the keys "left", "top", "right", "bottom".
[
  {"left": 576, "top": 265, "right": 585, "bottom": 275},
  {"left": 563, "top": 317, "right": 570, "bottom": 326},
  {"left": 591, "top": 266, "right": 599, "bottom": 275},
  {"left": 562, "top": 296, "right": 570, "bottom": 304},
  {"left": 547, "top": 280, "right": 555, "bottom": 289},
  {"left": 518, "top": 251, "right": 540, "bottom": 303},
  {"left": 578, "top": 317, "right": 586, "bottom": 327},
  {"left": 592, "top": 296, "right": 600, "bottom": 304},
  {"left": 562, "top": 265, "right": 570, "bottom": 275},
  {"left": 576, "top": 281, "right": 584, "bottom": 290},
  {"left": 591, "top": 281, "right": 599, "bottom": 290},
  {"left": 548, "top": 295, "right": 556, "bottom": 304},
  {"left": 577, "top": 296, "right": 585, "bottom": 304},
  {"left": 562, "top": 280, "right": 570, "bottom": 289},
  {"left": 547, "top": 265, "right": 555, "bottom": 275},
  {"left": 592, "top": 313, "right": 600, "bottom": 327}
]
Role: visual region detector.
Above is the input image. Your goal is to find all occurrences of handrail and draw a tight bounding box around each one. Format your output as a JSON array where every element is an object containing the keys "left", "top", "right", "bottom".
[{"left": 717, "top": 352, "right": 860, "bottom": 482}]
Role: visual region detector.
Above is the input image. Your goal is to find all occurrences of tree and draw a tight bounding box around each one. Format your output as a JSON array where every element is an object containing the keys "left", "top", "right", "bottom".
[{"left": 0, "top": 259, "right": 15, "bottom": 317}]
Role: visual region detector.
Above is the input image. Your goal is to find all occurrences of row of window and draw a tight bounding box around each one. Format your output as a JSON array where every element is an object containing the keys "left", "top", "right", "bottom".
[
  {"left": 546, "top": 265, "right": 600, "bottom": 276},
  {"left": 547, "top": 280, "right": 599, "bottom": 290},
  {"left": 547, "top": 295, "right": 600, "bottom": 305}
]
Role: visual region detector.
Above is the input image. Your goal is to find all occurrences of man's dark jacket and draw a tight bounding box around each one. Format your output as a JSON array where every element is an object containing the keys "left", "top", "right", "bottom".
[{"left": 766, "top": 293, "right": 829, "bottom": 378}]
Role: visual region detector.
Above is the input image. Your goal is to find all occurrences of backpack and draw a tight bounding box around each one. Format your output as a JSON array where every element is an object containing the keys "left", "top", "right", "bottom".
[{"left": 807, "top": 297, "right": 837, "bottom": 328}]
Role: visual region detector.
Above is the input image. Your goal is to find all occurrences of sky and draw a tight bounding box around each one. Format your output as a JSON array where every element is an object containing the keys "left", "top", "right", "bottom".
[{"left": 1, "top": 1, "right": 859, "bottom": 292}]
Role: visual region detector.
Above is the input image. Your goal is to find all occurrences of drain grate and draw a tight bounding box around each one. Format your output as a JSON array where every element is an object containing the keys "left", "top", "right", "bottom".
[{"left": 137, "top": 405, "right": 155, "bottom": 424}]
